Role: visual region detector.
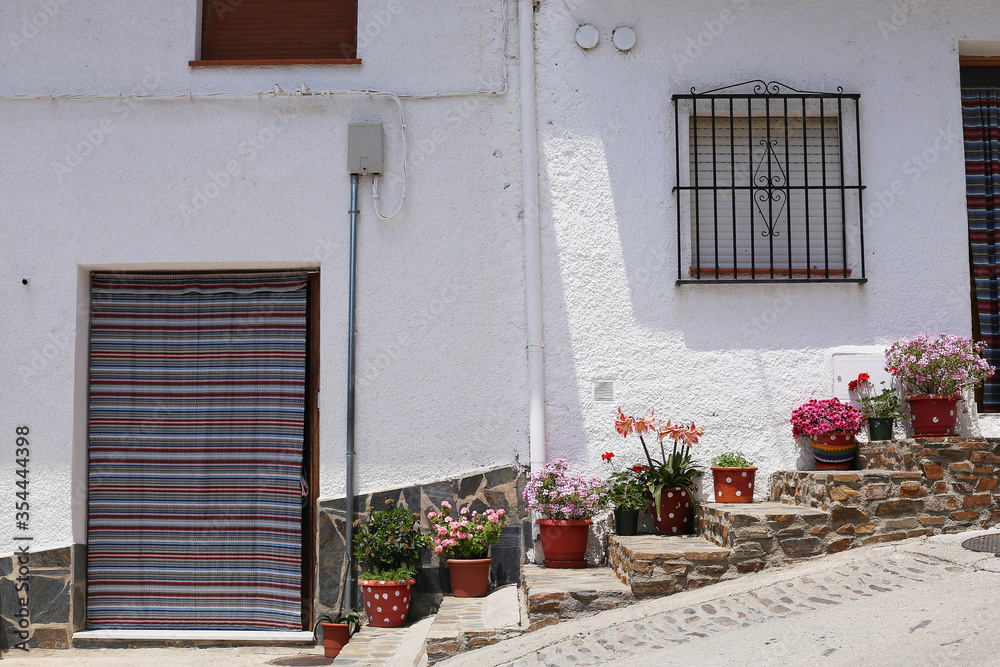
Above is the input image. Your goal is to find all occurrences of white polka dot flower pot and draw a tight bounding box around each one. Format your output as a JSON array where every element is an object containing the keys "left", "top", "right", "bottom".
[
  {"left": 646, "top": 487, "right": 695, "bottom": 535},
  {"left": 710, "top": 466, "right": 757, "bottom": 503},
  {"left": 358, "top": 578, "right": 415, "bottom": 628}
]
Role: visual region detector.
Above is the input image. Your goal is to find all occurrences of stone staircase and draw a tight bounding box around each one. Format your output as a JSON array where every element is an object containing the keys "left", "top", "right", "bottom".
[{"left": 360, "top": 436, "right": 1000, "bottom": 666}]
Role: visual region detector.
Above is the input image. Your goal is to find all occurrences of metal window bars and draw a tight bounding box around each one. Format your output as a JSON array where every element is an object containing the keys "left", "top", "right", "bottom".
[{"left": 673, "top": 80, "right": 866, "bottom": 283}]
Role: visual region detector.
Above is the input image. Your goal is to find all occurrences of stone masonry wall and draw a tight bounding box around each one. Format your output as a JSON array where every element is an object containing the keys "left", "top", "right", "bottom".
[
  {"left": 318, "top": 466, "right": 529, "bottom": 622},
  {"left": 770, "top": 437, "right": 1000, "bottom": 553}
]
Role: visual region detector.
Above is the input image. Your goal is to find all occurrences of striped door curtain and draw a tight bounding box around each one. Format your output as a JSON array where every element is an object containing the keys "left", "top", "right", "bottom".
[
  {"left": 87, "top": 272, "right": 308, "bottom": 631},
  {"left": 965, "top": 88, "right": 1000, "bottom": 411}
]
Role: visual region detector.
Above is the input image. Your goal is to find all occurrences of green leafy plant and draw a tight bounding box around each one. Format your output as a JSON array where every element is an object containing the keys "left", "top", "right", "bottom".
[
  {"left": 615, "top": 408, "right": 705, "bottom": 518},
  {"left": 848, "top": 373, "right": 903, "bottom": 419},
  {"left": 600, "top": 452, "right": 647, "bottom": 510},
  {"left": 314, "top": 609, "right": 362, "bottom": 638},
  {"left": 352, "top": 500, "right": 429, "bottom": 581},
  {"left": 711, "top": 451, "right": 753, "bottom": 468}
]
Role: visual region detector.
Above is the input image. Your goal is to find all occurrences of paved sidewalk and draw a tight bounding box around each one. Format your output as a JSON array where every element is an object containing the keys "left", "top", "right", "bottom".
[{"left": 440, "top": 530, "right": 1000, "bottom": 667}]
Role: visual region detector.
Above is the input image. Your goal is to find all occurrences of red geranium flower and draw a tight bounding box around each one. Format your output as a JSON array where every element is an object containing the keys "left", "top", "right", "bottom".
[
  {"left": 858, "top": 372, "right": 870, "bottom": 382},
  {"left": 601, "top": 452, "right": 615, "bottom": 461}
]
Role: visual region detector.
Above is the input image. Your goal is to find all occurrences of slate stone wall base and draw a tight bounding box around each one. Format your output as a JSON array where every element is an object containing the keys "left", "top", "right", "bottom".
[
  {"left": 317, "top": 465, "right": 529, "bottom": 622},
  {"left": 0, "top": 545, "right": 76, "bottom": 650}
]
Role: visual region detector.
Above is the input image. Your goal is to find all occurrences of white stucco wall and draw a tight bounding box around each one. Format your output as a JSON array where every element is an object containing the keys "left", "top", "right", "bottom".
[
  {"left": 532, "top": 0, "right": 995, "bottom": 499},
  {"left": 4, "top": 0, "right": 1000, "bottom": 558},
  {"left": 0, "top": 0, "right": 528, "bottom": 554}
]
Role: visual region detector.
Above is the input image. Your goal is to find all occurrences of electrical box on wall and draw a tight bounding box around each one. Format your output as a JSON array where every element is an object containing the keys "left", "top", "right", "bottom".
[
  {"left": 831, "top": 353, "right": 893, "bottom": 403},
  {"left": 347, "top": 123, "right": 383, "bottom": 174}
]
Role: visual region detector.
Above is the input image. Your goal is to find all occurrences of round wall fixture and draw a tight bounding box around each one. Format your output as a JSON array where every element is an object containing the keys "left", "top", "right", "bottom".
[
  {"left": 576, "top": 25, "right": 599, "bottom": 50},
  {"left": 612, "top": 26, "right": 636, "bottom": 51}
]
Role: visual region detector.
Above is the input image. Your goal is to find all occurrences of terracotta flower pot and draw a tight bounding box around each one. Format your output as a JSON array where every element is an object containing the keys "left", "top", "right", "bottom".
[
  {"left": 711, "top": 467, "right": 757, "bottom": 503},
  {"left": 320, "top": 622, "right": 352, "bottom": 658},
  {"left": 446, "top": 558, "right": 491, "bottom": 597},
  {"left": 809, "top": 431, "right": 858, "bottom": 470},
  {"left": 906, "top": 394, "right": 960, "bottom": 437},
  {"left": 646, "top": 487, "right": 693, "bottom": 535},
  {"left": 359, "top": 578, "right": 414, "bottom": 627},
  {"left": 536, "top": 519, "right": 591, "bottom": 567}
]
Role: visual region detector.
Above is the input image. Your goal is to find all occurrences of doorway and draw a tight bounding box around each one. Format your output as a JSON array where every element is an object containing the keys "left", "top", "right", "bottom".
[{"left": 85, "top": 271, "right": 319, "bottom": 631}]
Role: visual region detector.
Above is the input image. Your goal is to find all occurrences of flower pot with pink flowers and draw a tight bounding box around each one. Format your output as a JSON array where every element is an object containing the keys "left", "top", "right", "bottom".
[
  {"left": 523, "top": 460, "right": 610, "bottom": 568},
  {"left": 426, "top": 502, "right": 508, "bottom": 598},
  {"left": 615, "top": 408, "right": 705, "bottom": 535},
  {"left": 885, "top": 334, "right": 994, "bottom": 437},
  {"left": 790, "top": 398, "right": 863, "bottom": 470}
]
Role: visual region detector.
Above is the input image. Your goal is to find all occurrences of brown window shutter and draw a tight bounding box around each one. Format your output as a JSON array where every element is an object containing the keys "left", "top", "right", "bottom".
[{"left": 200, "top": 0, "right": 358, "bottom": 61}]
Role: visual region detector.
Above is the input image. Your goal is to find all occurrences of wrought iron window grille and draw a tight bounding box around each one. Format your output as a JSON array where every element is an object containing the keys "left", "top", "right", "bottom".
[{"left": 672, "top": 80, "right": 867, "bottom": 284}]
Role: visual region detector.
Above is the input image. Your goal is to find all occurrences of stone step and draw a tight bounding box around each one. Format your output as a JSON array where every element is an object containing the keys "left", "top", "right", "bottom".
[
  {"left": 424, "top": 586, "right": 525, "bottom": 665},
  {"left": 522, "top": 563, "right": 632, "bottom": 632},
  {"left": 607, "top": 534, "right": 732, "bottom": 596},
  {"left": 697, "top": 501, "right": 829, "bottom": 552}
]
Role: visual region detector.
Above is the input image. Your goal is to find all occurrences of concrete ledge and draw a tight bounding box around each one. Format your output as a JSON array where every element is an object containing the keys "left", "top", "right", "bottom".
[{"left": 72, "top": 630, "right": 315, "bottom": 642}]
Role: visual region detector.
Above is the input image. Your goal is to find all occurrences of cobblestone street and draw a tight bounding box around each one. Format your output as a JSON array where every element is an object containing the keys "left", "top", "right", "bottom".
[{"left": 443, "top": 534, "right": 1000, "bottom": 667}]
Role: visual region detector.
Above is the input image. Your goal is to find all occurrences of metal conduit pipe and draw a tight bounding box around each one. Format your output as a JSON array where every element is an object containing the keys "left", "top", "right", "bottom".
[{"left": 345, "top": 173, "right": 360, "bottom": 609}]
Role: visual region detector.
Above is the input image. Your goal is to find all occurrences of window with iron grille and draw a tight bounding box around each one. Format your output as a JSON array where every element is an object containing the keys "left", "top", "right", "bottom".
[{"left": 672, "top": 81, "right": 866, "bottom": 283}]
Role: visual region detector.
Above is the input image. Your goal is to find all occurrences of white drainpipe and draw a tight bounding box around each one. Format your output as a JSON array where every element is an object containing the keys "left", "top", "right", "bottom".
[{"left": 519, "top": 0, "right": 545, "bottom": 473}]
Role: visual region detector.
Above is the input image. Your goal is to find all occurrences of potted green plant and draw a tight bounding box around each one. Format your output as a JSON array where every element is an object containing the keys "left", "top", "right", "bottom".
[
  {"left": 600, "top": 452, "right": 646, "bottom": 536},
  {"left": 615, "top": 408, "right": 705, "bottom": 536},
  {"left": 314, "top": 609, "right": 362, "bottom": 659},
  {"left": 790, "top": 398, "right": 863, "bottom": 470},
  {"left": 426, "top": 502, "right": 508, "bottom": 598},
  {"left": 885, "top": 335, "right": 994, "bottom": 437},
  {"left": 710, "top": 452, "right": 756, "bottom": 503},
  {"left": 522, "top": 459, "right": 610, "bottom": 567},
  {"left": 848, "top": 372, "right": 903, "bottom": 441},
  {"left": 352, "top": 500, "right": 430, "bottom": 627}
]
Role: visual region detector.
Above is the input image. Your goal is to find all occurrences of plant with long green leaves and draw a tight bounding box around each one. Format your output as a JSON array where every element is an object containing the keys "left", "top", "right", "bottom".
[{"left": 615, "top": 407, "right": 705, "bottom": 519}]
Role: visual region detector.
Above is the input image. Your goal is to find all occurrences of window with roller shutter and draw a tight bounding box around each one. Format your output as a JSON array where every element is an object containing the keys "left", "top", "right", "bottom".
[
  {"left": 672, "top": 81, "right": 867, "bottom": 283},
  {"left": 191, "top": 0, "right": 360, "bottom": 66}
]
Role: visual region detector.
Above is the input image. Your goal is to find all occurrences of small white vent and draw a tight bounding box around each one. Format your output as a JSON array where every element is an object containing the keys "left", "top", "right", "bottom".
[{"left": 594, "top": 381, "right": 614, "bottom": 403}]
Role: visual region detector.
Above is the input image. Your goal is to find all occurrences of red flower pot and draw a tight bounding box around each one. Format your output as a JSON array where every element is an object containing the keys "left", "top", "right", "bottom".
[
  {"left": 647, "top": 487, "right": 693, "bottom": 535},
  {"left": 906, "top": 394, "right": 960, "bottom": 437},
  {"left": 536, "top": 519, "right": 591, "bottom": 567},
  {"left": 359, "top": 578, "right": 414, "bottom": 627},
  {"left": 809, "top": 431, "right": 858, "bottom": 470},
  {"left": 711, "top": 467, "right": 757, "bottom": 503},
  {"left": 446, "top": 558, "right": 491, "bottom": 597},
  {"left": 320, "top": 622, "right": 352, "bottom": 658}
]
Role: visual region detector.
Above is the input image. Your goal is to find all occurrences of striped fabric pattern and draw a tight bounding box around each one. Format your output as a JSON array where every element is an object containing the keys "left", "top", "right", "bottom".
[
  {"left": 964, "top": 88, "right": 1000, "bottom": 411},
  {"left": 87, "top": 272, "right": 308, "bottom": 631}
]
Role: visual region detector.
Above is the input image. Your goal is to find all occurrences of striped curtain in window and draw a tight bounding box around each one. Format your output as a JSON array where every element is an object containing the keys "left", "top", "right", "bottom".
[
  {"left": 965, "top": 88, "right": 1000, "bottom": 411},
  {"left": 87, "top": 272, "right": 308, "bottom": 630}
]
